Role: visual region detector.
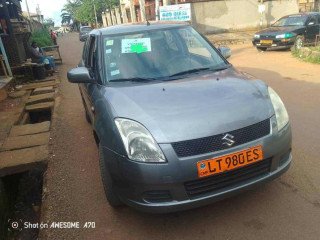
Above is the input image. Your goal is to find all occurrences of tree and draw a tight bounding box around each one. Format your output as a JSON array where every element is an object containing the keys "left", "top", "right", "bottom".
[
  {"left": 43, "top": 18, "right": 55, "bottom": 29},
  {"left": 61, "top": 0, "right": 120, "bottom": 26}
]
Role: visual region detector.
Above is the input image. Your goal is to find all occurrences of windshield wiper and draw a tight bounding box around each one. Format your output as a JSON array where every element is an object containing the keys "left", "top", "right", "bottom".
[
  {"left": 169, "top": 67, "right": 212, "bottom": 77},
  {"left": 213, "top": 65, "right": 231, "bottom": 72},
  {"left": 109, "top": 77, "right": 158, "bottom": 82},
  {"left": 169, "top": 65, "right": 231, "bottom": 78}
]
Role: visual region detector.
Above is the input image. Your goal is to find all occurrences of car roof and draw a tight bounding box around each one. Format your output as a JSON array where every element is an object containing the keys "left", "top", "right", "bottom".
[
  {"left": 90, "top": 21, "right": 190, "bottom": 36},
  {"left": 282, "top": 12, "right": 320, "bottom": 18}
]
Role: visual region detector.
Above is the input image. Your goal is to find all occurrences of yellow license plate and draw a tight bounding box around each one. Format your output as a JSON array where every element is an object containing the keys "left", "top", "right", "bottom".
[
  {"left": 260, "top": 40, "right": 273, "bottom": 45},
  {"left": 197, "top": 146, "right": 263, "bottom": 178}
]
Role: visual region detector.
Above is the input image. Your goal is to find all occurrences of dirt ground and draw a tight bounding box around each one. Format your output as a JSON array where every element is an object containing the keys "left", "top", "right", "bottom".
[{"left": 40, "top": 33, "right": 320, "bottom": 240}]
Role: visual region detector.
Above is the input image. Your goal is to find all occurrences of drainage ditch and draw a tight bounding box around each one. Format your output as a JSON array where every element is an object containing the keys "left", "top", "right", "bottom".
[{"left": 1, "top": 89, "right": 54, "bottom": 239}]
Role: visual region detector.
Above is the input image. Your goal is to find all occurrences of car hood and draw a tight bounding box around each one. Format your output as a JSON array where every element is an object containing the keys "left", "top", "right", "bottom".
[
  {"left": 256, "top": 26, "right": 303, "bottom": 36},
  {"left": 104, "top": 69, "right": 273, "bottom": 143}
]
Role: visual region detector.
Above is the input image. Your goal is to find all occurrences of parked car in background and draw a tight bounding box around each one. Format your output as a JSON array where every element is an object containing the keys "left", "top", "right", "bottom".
[
  {"left": 68, "top": 22, "right": 292, "bottom": 213},
  {"left": 253, "top": 12, "right": 320, "bottom": 51},
  {"left": 79, "top": 26, "right": 92, "bottom": 42}
]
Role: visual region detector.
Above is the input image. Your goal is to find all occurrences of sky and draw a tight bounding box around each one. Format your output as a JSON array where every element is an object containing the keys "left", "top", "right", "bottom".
[{"left": 21, "top": 0, "right": 67, "bottom": 26}]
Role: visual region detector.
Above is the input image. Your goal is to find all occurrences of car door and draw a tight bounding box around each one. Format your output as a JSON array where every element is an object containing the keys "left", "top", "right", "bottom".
[
  {"left": 79, "top": 35, "right": 97, "bottom": 123},
  {"left": 305, "top": 15, "right": 319, "bottom": 43}
]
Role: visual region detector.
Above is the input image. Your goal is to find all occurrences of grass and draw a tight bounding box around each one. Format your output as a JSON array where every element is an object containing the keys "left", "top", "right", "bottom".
[
  {"left": 292, "top": 45, "right": 320, "bottom": 64},
  {"left": 30, "top": 29, "right": 53, "bottom": 47}
]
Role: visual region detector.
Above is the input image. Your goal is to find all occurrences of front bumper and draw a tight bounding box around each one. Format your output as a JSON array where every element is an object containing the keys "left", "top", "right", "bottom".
[
  {"left": 101, "top": 119, "right": 292, "bottom": 213},
  {"left": 252, "top": 38, "right": 295, "bottom": 49}
]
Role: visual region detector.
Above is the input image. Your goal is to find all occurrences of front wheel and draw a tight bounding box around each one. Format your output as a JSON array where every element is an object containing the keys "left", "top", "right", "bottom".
[
  {"left": 257, "top": 47, "right": 267, "bottom": 52},
  {"left": 99, "top": 144, "right": 123, "bottom": 207}
]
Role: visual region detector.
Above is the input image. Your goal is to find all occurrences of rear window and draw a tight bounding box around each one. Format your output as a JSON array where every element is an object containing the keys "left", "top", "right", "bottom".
[{"left": 81, "top": 27, "right": 92, "bottom": 32}]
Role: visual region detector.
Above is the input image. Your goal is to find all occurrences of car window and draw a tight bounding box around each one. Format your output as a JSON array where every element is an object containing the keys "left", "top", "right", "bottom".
[
  {"left": 273, "top": 15, "right": 308, "bottom": 27},
  {"left": 308, "top": 16, "right": 317, "bottom": 25},
  {"left": 81, "top": 27, "right": 92, "bottom": 33},
  {"left": 82, "top": 40, "right": 89, "bottom": 62},
  {"left": 103, "top": 26, "right": 227, "bottom": 82},
  {"left": 87, "top": 36, "right": 96, "bottom": 69},
  {"left": 179, "top": 28, "right": 211, "bottom": 58}
]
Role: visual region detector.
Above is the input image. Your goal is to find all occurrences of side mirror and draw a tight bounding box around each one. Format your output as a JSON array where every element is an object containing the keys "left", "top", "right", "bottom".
[
  {"left": 67, "top": 67, "right": 95, "bottom": 83},
  {"left": 218, "top": 46, "right": 232, "bottom": 59}
]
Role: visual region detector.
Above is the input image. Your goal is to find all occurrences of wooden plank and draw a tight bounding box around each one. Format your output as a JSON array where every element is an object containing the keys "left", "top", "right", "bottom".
[
  {"left": 10, "top": 121, "right": 51, "bottom": 137},
  {"left": 32, "top": 86, "right": 54, "bottom": 95},
  {"left": 21, "top": 80, "right": 58, "bottom": 90},
  {"left": 25, "top": 101, "right": 54, "bottom": 112},
  {"left": 26, "top": 92, "right": 55, "bottom": 105},
  {"left": 0, "top": 132, "right": 50, "bottom": 151},
  {"left": 0, "top": 145, "right": 48, "bottom": 177}
]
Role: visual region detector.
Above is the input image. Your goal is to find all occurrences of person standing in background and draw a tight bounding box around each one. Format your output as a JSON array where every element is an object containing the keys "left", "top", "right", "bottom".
[{"left": 50, "top": 30, "right": 57, "bottom": 45}]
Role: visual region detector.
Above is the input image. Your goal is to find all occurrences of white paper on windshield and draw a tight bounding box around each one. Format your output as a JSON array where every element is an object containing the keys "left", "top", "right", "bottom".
[
  {"left": 106, "top": 40, "right": 114, "bottom": 46},
  {"left": 121, "top": 38, "right": 151, "bottom": 54},
  {"left": 110, "top": 69, "right": 120, "bottom": 76}
]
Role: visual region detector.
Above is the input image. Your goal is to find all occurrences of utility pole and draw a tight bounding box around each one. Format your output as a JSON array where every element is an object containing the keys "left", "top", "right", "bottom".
[
  {"left": 138, "top": 0, "right": 146, "bottom": 22},
  {"left": 93, "top": 0, "right": 98, "bottom": 27},
  {"left": 129, "top": 0, "right": 136, "bottom": 22},
  {"left": 25, "top": 0, "right": 33, "bottom": 32},
  {"left": 163, "top": 0, "right": 169, "bottom": 6},
  {"left": 155, "top": 0, "right": 159, "bottom": 20}
]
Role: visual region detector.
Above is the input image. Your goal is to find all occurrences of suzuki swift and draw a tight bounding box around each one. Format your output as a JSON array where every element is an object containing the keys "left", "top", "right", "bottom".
[{"left": 67, "top": 22, "right": 292, "bottom": 213}]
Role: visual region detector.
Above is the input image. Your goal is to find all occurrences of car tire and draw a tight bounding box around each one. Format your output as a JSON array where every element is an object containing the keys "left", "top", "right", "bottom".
[
  {"left": 98, "top": 144, "right": 123, "bottom": 207},
  {"left": 293, "top": 35, "right": 304, "bottom": 51},
  {"left": 257, "top": 47, "right": 267, "bottom": 52}
]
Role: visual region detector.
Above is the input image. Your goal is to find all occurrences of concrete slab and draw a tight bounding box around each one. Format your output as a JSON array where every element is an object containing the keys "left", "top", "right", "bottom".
[
  {"left": 26, "top": 92, "right": 55, "bottom": 105},
  {"left": 10, "top": 121, "right": 51, "bottom": 137},
  {"left": 8, "top": 90, "right": 27, "bottom": 98},
  {"left": 33, "top": 86, "right": 54, "bottom": 95},
  {"left": 0, "top": 132, "right": 50, "bottom": 151},
  {"left": 0, "top": 145, "right": 48, "bottom": 177},
  {"left": 25, "top": 101, "right": 54, "bottom": 112},
  {"left": 21, "top": 81, "right": 58, "bottom": 90}
]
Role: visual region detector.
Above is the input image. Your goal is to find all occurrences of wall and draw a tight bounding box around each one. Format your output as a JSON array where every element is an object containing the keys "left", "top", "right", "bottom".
[{"left": 191, "top": 0, "right": 299, "bottom": 34}]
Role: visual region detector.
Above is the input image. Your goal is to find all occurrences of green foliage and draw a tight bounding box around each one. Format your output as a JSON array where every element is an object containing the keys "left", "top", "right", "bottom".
[
  {"left": 62, "top": 0, "right": 120, "bottom": 25},
  {"left": 30, "top": 29, "right": 53, "bottom": 47},
  {"left": 43, "top": 18, "right": 55, "bottom": 29},
  {"left": 292, "top": 46, "right": 320, "bottom": 64}
]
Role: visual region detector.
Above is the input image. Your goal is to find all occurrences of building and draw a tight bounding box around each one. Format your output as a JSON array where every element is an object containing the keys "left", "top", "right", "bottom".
[{"left": 298, "top": 0, "right": 320, "bottom": 12}]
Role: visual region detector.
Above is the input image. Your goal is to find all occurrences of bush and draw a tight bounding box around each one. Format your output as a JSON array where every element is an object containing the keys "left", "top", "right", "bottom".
[
  {"left": 292, "top": 46, "right": 320, "bottom": 64},
  {"left": 30, "top": 29, "right": 53, "bottom": 47}
]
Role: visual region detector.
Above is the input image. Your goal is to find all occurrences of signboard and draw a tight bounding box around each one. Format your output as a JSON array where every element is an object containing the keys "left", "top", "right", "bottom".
[
  {"left": 159, "top": 3, "right": 191, "bottom": 21},
  {"left": 258, "top": 4, "right": 266, "bottom": 13}
]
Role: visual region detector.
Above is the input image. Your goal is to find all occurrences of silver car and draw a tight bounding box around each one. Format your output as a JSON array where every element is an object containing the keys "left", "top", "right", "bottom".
[{"left": 68, "top": 22, "right": 292, "bottom": 213}]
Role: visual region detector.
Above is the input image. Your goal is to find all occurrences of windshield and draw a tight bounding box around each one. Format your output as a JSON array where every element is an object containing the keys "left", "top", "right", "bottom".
[
  {"left": 273, "top": 15, "right": 308, "bottom": 27},
  {"left": 103, "top": 26, "right": 227, "bottom": 82}
]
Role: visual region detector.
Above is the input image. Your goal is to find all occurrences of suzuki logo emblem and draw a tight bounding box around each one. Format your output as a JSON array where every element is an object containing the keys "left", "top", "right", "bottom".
[{"left": 222, "top": 133, "right": 235, "bottom": 147}]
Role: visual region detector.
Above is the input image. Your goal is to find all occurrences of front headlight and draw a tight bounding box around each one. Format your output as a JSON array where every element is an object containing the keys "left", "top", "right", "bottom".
[
  {"left": 276, "top": 33, "right": 294, "bottom": 39},
  {"left": 254, "top": 34, "right": 260, "bottom": 39},
  {"left": 115, "top": 118, "right": 166, "bottom": 163},
  {"left": 268, "top": 87, "right": 289, "bottom": 131}
]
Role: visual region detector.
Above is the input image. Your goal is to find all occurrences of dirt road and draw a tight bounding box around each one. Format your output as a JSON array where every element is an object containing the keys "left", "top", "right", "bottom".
[{"left": 41, "top": 33, "right": 320, "bottom": 240}]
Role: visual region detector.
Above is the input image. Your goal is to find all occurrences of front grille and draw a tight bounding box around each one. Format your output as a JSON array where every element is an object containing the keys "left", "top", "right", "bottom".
[
  {"left": 172, "top": 119, "right": 270, "bottom": 158},
  {"left": 185, "top": 158, "right": 272, "bottom": 198}
]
